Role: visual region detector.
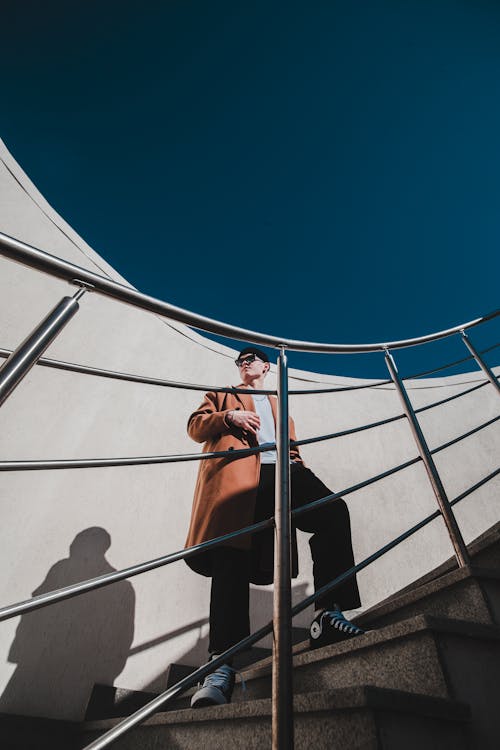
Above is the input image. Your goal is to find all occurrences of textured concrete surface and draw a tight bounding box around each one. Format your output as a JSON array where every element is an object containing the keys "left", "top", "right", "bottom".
[
  {"left": 356, "top": 565, "right": 500, "bottom": 629},
  {"left": 79, "top": 686, "right": 470, "bottom": 750},
  {"left": 234, "top": 615, "right": 500, "bottom": 703}
]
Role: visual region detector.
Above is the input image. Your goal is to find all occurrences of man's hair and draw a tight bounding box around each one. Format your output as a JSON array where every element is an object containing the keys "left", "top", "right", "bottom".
[{"left": 237, "top": 346, "right": 270, "bottom": 363}]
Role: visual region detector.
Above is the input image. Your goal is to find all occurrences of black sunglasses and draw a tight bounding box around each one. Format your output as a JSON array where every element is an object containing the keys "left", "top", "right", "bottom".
[{"left": 235, "top": 353, "right": 264, "bottom": 367}]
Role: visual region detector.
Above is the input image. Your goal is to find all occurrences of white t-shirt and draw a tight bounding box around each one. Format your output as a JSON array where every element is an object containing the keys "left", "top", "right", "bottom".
[{"left": 252, "top": 394, "right": 277, "bottom": 464}]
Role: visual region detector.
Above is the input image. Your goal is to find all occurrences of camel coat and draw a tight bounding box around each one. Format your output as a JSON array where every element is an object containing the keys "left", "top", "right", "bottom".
[{"left": 184, "top": 385, "right": 303, "bottom": 580}]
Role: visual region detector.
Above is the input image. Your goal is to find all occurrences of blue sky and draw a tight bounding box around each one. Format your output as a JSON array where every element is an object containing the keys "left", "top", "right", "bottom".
[{"left": 3, "top": 1, "right": 499, "bottom": 378}]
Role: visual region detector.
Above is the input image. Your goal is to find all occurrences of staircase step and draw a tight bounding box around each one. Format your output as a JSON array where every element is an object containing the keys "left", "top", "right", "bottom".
[
  {"left": 79, "top": 686, "right": 470, "bottom": 750},
  {"left": 356, "top": 565, "right": 500, "bottom": 631},
  {"left": 85, "top": 684, "right": 159, "bottom": 721},
  {"left": 236, "top": 614, "right": 500, "bottom": 750}
]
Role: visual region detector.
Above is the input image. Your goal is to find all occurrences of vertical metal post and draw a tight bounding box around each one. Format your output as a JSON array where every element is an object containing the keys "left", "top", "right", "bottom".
[
  {"left": 460, "top": 330, "right": 500, "bottom": 396},
  {"left": 385, "top": 349, "right": 470, "bottom": 567},
  {"left": 0, "top": 288, "right": 85, "bottom": 407},
  {"left": 272, "top": 347, "right": 294, "bottom": 750}
]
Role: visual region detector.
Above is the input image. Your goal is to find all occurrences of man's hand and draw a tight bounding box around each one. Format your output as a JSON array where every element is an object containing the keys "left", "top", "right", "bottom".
[{"left": 229, "top": 410, "right": 261, "bottom": 437}]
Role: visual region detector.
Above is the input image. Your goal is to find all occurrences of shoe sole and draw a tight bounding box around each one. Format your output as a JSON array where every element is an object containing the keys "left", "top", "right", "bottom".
[{"left": 191, "top": 685, "right": 231, "bottom": 708}]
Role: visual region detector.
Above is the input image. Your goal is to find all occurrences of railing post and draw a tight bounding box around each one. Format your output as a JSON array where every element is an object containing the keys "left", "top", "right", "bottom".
[
  {"left": 384, "top": 349, "right": 470, "bottom": 567},
  {"left": 272, "top": 346, "right": 294, "bottom": 750},
  {"left": 0, "top": 286, "right": 86, "bottom": 407},
  {"left": 460, "top": 330, "right": 500, "bottom": 396}
]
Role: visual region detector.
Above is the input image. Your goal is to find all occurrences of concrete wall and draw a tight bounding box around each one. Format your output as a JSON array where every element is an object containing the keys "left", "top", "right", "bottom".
[{"left": 1, "top": 138, "right": 498, "bottom": 720}]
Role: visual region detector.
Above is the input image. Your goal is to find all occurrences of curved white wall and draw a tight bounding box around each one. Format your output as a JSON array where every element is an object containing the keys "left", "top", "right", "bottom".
[{"left": 1, "top": 138, "right": 498, "bottom": 720}]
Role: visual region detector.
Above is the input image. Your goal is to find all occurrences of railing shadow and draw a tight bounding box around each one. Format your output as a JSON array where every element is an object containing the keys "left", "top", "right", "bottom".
[{"left": 0, "top": 527, "right": 135, "bottom": 721}]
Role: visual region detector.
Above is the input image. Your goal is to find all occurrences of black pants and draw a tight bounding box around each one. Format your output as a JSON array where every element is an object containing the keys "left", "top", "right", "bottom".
[{"left": 209, "top": 463, "right": 361, "bottom": 654}]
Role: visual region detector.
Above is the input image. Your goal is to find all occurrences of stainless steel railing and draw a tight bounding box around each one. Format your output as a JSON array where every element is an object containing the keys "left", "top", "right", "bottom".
[
  {"left": 83, "top": 463, "right": 500, "bottom": 750},
  {"left": 0, "top": 230, "right": 498, "bottom": 352},
  {"left": 0, "top": 387, "right": 495, "bottom": 471},
  {"left": 1, "top": 407, "right": 498, "bottom": 623},
  {"left": 0, "top": 229, "right": 499, "bottom": 750}
]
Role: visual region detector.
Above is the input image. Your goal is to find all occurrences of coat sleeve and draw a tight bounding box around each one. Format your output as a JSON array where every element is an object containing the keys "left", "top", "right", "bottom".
[{"left": 187, "top": 391, "right": 235, "bottom": 443}]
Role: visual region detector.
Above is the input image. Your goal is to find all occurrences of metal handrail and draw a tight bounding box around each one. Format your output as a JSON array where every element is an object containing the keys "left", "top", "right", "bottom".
[
  {"left": 2, "top": 385, "right": 494, "bottom": 472},
  {"left": 415, "top": 381, "right": 488, "bottom": 413},
  {"left": 1, "top": 230, "right": 499, "bottom": 749},
  {"left": 0, "top": 455, "right": 423, "bottom": 623},
  {"left": 1, "top": 231, "right": 499, "bottom": 352},
  {"left": 2, "top": 341, "right": 497, "bottom": 394},
  {"left": 81, "top": 463, "right": 500, "bottom": 750},
  {"left": 0, "top": 348, "right": 393, "bottom": 394},
  {"left": 403, "top": 342, "right": 500, "bottom": 380},
  {"left": 431, "top": 415, "right": 500, "bottom": 454},
  {"left": 0, "top": 444, "right": 274, "bottom": 471}
]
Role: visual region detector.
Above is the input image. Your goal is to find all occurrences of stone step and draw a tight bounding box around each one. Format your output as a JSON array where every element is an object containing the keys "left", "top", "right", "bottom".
[
  {"left": 79, "top": 685, "right": 470, "bottom": 750},
  {"left": 355, "top": 565, "right": 500, "bottom": 631},
  {"left": 91, "top": 564, "right": 500, "bottom": 719},
  {"left": 84, "top": 642, "right": 281, "bottom": 719},
  {"left": 235, "top": 614, "right": 500, "bottom": 750},
  {"left": 85, "top": 684, "right": 159, "bottom": 721}
]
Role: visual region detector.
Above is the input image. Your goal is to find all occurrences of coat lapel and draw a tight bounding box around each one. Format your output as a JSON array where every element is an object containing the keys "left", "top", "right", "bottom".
[{"left": 232, "top": 384, "right": 255, "bottom": 412}]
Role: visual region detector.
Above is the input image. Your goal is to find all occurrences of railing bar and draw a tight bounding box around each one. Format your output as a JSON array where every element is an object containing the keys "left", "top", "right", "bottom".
[
  {"left": 292, "top": 457, "right": 422, "bottom": 519},
  {"left": 2, "top": 445, "right": 495, "bottom": 650},
  {"left": 290, "top": 380, "right": 392, "bottom": 394},
  {"left": 83, "top": 622, "right": 276, "bottom": 750},
  {"left": 0, "top": 457, "right": 422, "bottom": 622},
  {"left": 0, "top": 348, "right": 392, "bottom": 395},
  {"left": 1, "top": 342, "right": 496, "bottom": 393},
  {"left": 84, "top": 468, "right": 485, "bottom": 750},
  {"left": 0, "top": 445, "right": 272, "bottom": 471},
  {"left": 272, "top": 348, "right": 294, "bottom": 748},
  {"left": 3, "top": 388, "right": 495, "bottom": 473},
  {"left": 430, "top": 415, "right": 500, "bottom": 455},
  {"left": 414, "top": 382, "right": 488, "bottom": 413},
  {"left": 0, "top": 517, "right": 275, "bottom": 623},
  {"left": 461, "top": 330, "right": 500, "bottom": 396},
  {"left": 294, "top": 465, "right": 500, "bottom": 616},
  {"left": 294, "top": 413, "right": 406, "bottom": 447},
  {"left": 385, "top": 349, "right": 470, "bottom": 567},
  {"left": 403, "top": 342, "right": 500, "bottom": 381},
  {"left": 1, "top": 231, "right": 498, "bottom": 353},
  {"left": 82, "top": 462, "right": 499, "bottom": 750},
  {"left": 450, "top": 467, "right": 500, "bottom": 506},
  {"left": 81, "top": 520, "right": 435, "bottom": 750},
  {"left": 292, "top": 513, "right": 440, "bottom": 617},
  {"left": 0, "top": 419, "right": 412, "bottom": 470},
  {"left": 404, "top": 353, "right": 475, "bottom": 380},
  {"left": 0, "top": 349, "right": 277, "bottom": 395}
]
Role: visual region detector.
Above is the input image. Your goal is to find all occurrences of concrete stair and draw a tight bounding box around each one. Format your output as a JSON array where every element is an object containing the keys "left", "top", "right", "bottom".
[
  {"left": 3, "top": 521, "right": 500, "bottom": 749},
  {"left": 80, "top": 686, "right": 470, "bottom": 750},
  {"left": 232, "top": 616, "right": 500, "bottom": 749},
  {"left": 75, "top": 523, "right": 500, "bottom": 749}
]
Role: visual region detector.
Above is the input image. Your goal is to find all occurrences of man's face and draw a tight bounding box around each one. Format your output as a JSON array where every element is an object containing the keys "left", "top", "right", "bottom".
[{"left": 235, "top": 353, "right": 269, "bottom": 383}]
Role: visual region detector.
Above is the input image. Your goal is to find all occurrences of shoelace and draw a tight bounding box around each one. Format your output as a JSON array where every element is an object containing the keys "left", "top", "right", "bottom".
[
  {"left": 324, "top": 609, "right": 364, "bottom": 635},
  {"left": 203, "top": 664, "right": 247, "bottom": 696},
  {"left": 203, "top": 664, "right": 234, "bottom": 690}
]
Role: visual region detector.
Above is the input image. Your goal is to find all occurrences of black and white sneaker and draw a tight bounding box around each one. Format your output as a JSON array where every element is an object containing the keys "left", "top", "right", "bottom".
[
  {"left": 309, "top": 608, "right": 365, "bottom": 649},
  {"left": 191, "top": 663, "right": 235, "bottom": 708}
]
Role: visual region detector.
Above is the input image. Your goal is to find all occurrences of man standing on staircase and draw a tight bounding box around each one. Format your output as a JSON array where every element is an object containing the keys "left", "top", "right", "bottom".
[{"left": 185, "top": 346, "right": 364, "bottom": 708}]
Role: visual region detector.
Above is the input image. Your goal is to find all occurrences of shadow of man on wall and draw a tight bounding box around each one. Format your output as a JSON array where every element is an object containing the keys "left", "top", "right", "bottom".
[{"left": 0, "top": 527, "right": 135, "bottom": 721}]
